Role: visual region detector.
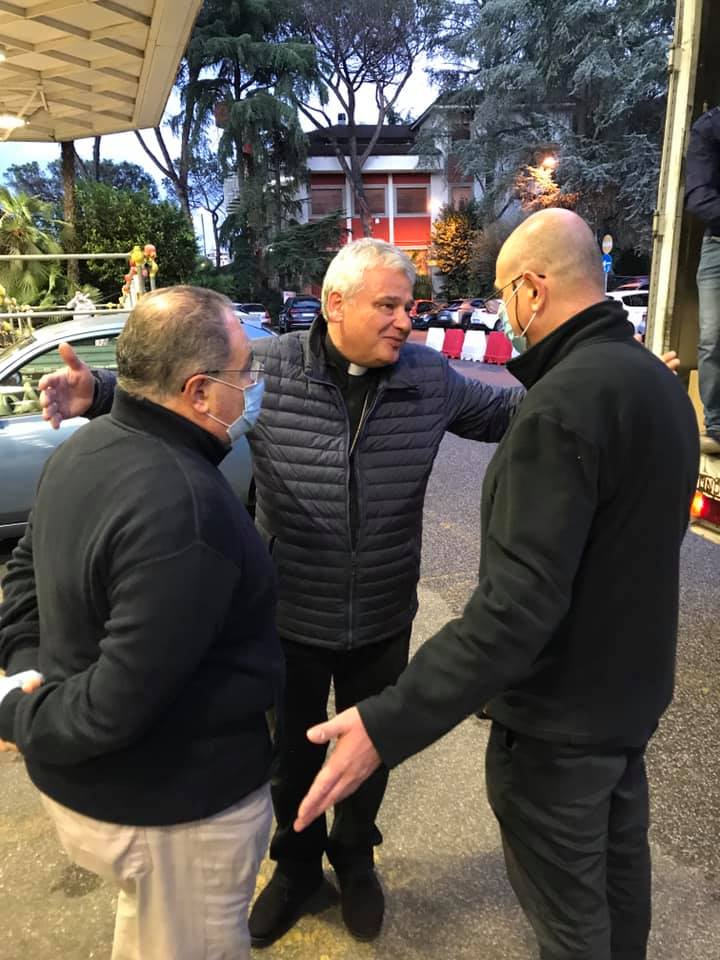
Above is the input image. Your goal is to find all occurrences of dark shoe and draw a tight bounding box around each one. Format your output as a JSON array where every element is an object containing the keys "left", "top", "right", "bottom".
[
  {"left": 336, "top": 867, "right": 385, "bottom": 941},
  {"left": 249, "top": 870, "right": 337, "bottom": 948}
]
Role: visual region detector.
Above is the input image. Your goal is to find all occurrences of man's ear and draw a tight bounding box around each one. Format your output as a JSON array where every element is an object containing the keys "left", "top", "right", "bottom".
[
  {"left": 183, "top": 374, "right": 212, "bottom": 413},
  {"left": 527, "top": 272, "right": 546, "bottom": 312},
  {"left": 325, "top": 290, "right": 343, "bottom": 324}
]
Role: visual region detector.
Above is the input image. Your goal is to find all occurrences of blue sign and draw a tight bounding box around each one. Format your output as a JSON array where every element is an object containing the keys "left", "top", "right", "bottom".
[{"left": 602, "top": 253, "right": 612, "bottom": 274}]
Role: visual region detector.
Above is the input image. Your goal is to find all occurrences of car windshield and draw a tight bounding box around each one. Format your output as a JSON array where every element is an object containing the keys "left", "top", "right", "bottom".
[
  {"left": 244, "top": 304, "right": 265, "bottom": 312},
  {"left": 293, "top": 298, "right": 320, "bottom": 308}
]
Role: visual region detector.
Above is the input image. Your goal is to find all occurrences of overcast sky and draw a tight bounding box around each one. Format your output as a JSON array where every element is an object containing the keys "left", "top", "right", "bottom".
[
  {"left": 0, "top": 60, "right": 438, "bottom": 253},
  {"left": 0, "top": 61, "right": 438, "bottom": 183}
]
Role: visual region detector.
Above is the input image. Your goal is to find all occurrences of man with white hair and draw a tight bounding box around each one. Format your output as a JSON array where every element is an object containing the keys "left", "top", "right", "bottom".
[
  {"left": 294, "top": 212, "right": 699, "bottom": 960},
  {"left": 37, "top": 238, "right": 523, "bottom": 946}
]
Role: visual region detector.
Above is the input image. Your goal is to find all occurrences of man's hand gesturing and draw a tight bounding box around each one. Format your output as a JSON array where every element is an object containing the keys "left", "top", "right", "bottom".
[{"left": 39, "top": 343, "right": 95, "bottom": 429}]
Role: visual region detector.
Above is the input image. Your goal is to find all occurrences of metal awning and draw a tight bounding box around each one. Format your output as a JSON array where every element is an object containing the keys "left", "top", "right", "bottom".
[{"left": 0, "top": 0, "right": 203, "bottom": 142}]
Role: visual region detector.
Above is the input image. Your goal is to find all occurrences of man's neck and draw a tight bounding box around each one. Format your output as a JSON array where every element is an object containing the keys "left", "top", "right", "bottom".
[{"left": 325, "top": 330, "right": 368, "bottom": 376}]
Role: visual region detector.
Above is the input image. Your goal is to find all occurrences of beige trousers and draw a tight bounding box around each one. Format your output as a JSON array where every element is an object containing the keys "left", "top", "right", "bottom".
[{"left": 40, "top": 784, "right": 272, "bottom": 960}]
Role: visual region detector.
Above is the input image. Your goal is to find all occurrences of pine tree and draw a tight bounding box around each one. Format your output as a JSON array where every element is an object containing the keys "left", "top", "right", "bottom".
[
  {"left": 430, "top": 201, "right": 482, "bottom": 299},
  {"left": 289, "top": 0, "right": 448, "bottom": 235},
  {"left": 434, "top": 0, "right": 673, "bottom": 254}
]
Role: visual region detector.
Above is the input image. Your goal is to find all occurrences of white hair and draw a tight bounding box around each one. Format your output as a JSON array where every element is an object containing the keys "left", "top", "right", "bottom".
[{"left": 321, "top": 239, "right": 416, "bottom": 317}]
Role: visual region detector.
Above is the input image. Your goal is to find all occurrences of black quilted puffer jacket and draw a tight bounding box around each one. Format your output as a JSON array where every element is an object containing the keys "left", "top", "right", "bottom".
[
  {"left": 89, "top": 317, "right": 524, "bottom": 650},
  {"left": 250, "top": 318, "right": 523, "bottom": 649}
]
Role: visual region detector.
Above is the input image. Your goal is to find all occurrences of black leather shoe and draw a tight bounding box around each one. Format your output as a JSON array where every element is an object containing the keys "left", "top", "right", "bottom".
[
  {"left": 249, "top": 870, "right": 337, "bottom": 948},
  {"left": 336, "top": 867, "right": 385, "bottom": 941}
]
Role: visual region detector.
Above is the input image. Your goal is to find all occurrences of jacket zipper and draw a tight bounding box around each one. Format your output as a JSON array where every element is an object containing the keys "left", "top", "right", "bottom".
[
  {"left": 312, "top": 374, "right": 356, "bottom": 649},
  {"left": 307, "top": 372, "right": 388, "bottom": 650}
]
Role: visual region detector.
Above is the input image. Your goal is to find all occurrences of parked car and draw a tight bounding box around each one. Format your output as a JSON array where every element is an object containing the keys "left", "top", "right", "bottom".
[
  {"left": 277, "top": 296, "right": 322, "bottom": 334},
  {"left": 239, "top": 302, "right": 272, "bottom": 327},
  {"left": 468, "top": 297, "right": 504, "bottom": 332},
  {"left": 607, "top": 289, "right": 648, "bottom": 337},
  {"left": 431, "top": 298, "right": 486, "bottom": 331},
  {"left": 0, "top": 312, "right": 274, "bottom": 540},
  {"left": 608, "top": 275, "right": 649, "bottom": 292},
  {"left": 409, "top": 299, "right": 444, "bottom": 330}
]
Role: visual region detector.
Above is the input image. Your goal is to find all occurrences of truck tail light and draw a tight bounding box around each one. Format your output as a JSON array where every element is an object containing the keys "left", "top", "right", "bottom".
[{"left": 691, "top": 491, "right": 720, "bottom": 527}]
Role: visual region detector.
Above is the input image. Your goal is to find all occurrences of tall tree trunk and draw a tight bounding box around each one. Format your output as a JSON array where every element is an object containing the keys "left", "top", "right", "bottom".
[
  {"left": 274, "top": 153, "right": 283, "bottom": 237},
  {"left": 93, "top": 136, "right": 101, "bottom": 181},
  {"left": 61, "top": 141, "right": 79, "bottom": 287},
  {"left": 212, "top": 211, "right": 221, "bottom": 269}
]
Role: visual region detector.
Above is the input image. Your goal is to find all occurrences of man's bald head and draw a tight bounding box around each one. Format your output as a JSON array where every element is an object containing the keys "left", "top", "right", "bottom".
[
  {"left": 495, "top": 210, "right": 607, "bottom": 346},
  {"left": 498, "top": 209, "right": 604, "bottom": 296}
]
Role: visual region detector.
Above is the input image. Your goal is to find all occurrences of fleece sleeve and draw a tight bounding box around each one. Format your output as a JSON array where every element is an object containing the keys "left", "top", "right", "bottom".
[
  {"left": 87, "top": 368, "right": 117, "bottom": 418},
  {"left": 0, "top": 517, "right": 40, "bottom": 675},
  {"left": 0, "top": 542, "right": 240, "bottom": 764},
  {"left": 685, "top": 111, "right": 720, "bottom": 233},
  {"left": 359, "top": 413, "right": 599, "bottom": 767}
]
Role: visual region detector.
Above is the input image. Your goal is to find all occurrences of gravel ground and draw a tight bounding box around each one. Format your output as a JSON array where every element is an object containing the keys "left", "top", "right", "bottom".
[{"left": 0, "top": 358, "right": 718, "bottom": 960}]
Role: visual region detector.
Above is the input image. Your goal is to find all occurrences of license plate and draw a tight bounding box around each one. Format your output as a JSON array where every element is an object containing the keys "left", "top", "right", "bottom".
[{"left": 698, "top": 473, "right": 720, "bottom": 500}]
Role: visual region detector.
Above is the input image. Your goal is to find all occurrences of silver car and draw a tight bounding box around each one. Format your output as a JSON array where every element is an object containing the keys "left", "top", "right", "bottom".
[{"left": 0, "top": 313, "right": 273, "bottom": 540}]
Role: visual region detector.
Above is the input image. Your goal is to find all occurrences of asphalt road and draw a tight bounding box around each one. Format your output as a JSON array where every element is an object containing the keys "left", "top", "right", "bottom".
[{"left": 0, "top": 358, "right": 718, "bottom": 960}]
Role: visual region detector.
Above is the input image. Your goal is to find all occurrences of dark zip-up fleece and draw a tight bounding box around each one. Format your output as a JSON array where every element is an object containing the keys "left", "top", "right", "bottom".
[
  {"left": 85, "top": 317, "right": 524, "bottom": 650},
  {"left": 360, "top": 301, "right": 699, "bottom": 763},
  {"left": 0, "top": 390, "right": 283, "bottom": 826},
  {"left": 685, "top": 105, "right": 720, "bottom": 236}
]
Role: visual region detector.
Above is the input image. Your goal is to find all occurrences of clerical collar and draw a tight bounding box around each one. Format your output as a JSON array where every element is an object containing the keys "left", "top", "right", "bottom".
[{"left": 324, "top": 333, "right": 368, "bottom": 377}]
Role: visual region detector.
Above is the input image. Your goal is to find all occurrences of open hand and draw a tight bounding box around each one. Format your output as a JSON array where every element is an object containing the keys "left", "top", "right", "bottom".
[
  {"left": 294, "top": 707, "right": 381, "bottom": 832},
  {"left": 39, "top": 343, "right": 95, "bottom": 429},
  {"left": 660, "top": 350, "right": 680, "bottom": 374}
]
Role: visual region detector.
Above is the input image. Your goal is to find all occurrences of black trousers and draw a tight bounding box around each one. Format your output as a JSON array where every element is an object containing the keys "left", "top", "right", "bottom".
[
  {"left": 270, "top": 628, "right": 411, "bottom": 881},
  {"left": 486, "top": 722, "right": 652, "bottom": 960}
]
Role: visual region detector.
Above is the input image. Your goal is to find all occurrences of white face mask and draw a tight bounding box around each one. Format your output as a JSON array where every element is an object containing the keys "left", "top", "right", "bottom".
[{"left": 206, "top": 377, "right": 265, "bottom": 445}]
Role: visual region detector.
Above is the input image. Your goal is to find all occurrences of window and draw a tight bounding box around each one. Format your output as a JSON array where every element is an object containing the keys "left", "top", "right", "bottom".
[
  {"left": 310, "top": 186, "right": 345, "bottom": 218},
  {"left": 395, "top": 186, "right": 428, "bottom": 215},
  {"left": 0, "top": 335, "right": 119, "bottom": 418},
  {"left": 353, "top": 187, "right": 386, "bottom": 217},
  {"left": 450, "top": 185, "right": 473, "bottom": 209},
  {"left": 622, "top": 293, "right": 649, "bottom": 308}
]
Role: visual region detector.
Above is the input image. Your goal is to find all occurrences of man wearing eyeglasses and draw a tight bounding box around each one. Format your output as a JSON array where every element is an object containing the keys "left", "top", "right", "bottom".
[
  {"left": 33, "top": 239, "right": 527, "bottom": 945},
  {"left": 295, "top": 211, "right": 699, "bottom": 960},
  {"left": 0, "top": 286, "right": 284, "bottom": 960},
  {"left": 29, "top": 237, "right": 682, "bottom": 951}
]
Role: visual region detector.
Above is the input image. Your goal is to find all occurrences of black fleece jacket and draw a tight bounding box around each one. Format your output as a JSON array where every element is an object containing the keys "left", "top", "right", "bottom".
[
  {"left": 0, "top": 389, "right": 283, "bottom": 826},
  {"left": 360, "top": 301, "right": 699, "bottom": 764},
  {"left": 685, "top": 106, "right": 720, "bottom": 236}
]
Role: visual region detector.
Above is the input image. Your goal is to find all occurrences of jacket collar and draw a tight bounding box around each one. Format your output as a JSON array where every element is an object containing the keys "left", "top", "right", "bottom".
[
  {"left": 507, "top": 299, "right": 635, "bottom": 390},
  {"left": 303, "top": 314, "right": 418, "bottom": 390},
  {"left": 110, "top": 387, "right": 229, "bottom": 466}
]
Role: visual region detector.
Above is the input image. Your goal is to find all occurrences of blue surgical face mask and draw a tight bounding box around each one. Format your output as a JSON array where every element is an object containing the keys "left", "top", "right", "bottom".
[
  {"left": 206, "top": 377, "right": 265, "bottom": 444},
  {"left": 498, "top": 280, "right": 537, "bottom": 354}
]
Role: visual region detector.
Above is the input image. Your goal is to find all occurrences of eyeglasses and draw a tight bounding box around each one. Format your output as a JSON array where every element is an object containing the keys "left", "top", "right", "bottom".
[
  {"left": 206, "top": 361, "right": 265, "bottom": 384},
  {"left": 181, "top": 360, "right": 265, "bottom": 392},
  {"left": 489, "top": 273, "right": 546, "bottom": 302}
]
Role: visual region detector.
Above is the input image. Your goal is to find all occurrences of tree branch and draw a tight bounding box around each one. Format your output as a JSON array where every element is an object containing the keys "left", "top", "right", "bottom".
[
  {"left": 154, "top": 127, "right": 179, "bottom": 181},
  {"left": 134, "top": 130, "right": 174, "bottom": 182}
]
